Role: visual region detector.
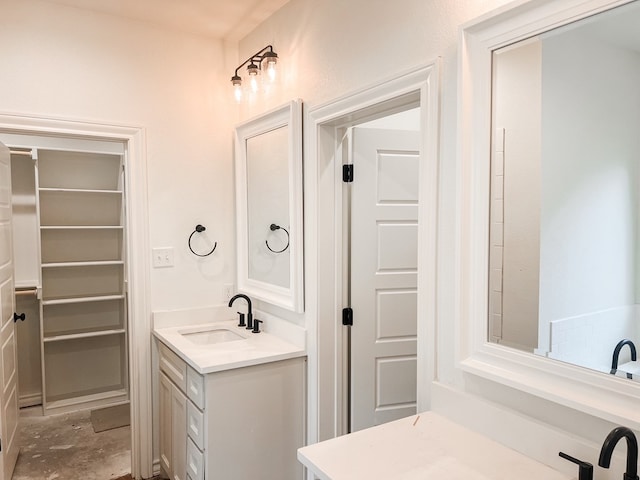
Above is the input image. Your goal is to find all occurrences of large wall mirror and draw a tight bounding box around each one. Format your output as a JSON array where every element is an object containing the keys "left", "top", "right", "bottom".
[
  {"left": 488, "top": 0, "right": 640, "bottom": 378},
  {"left": 234, "top": 100, "right": 303, "bottom": 312},
  {"left": 459, "top": 0, "right": 640, "bottom": 429}
]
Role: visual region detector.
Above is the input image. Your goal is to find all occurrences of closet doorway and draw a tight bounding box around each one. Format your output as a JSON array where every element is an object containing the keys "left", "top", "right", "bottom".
[
  {"left": 0, "top": 116, "right": 151, "bottom": 479},
  {"left": 10, "top": 140, "right": 129, "bottom": 413},
  {"left": 8, "top": 135, "right": 130, "bottom": 479}
]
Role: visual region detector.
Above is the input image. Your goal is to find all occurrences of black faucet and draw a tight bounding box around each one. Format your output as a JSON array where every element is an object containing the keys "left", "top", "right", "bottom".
[
  {"left": 599, "top": 426, "right": 639, "bottom": 480},
  {"left": 611, "top": 339, "right": 637, "bottom": 378},
  {"left": 228, "top": 294, "right": 253, "bottom": 329}
]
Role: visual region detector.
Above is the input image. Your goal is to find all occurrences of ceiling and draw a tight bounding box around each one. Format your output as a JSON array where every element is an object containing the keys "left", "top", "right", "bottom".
[{"left": 39, "top": 0, "right": 291, "bottom": 41}]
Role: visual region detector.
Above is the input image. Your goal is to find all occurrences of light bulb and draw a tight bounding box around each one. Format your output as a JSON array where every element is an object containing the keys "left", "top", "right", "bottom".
[
  {"left": 262, "top": 51, "right": 278, "bottom": 83},
  {"left": 247, "top": 62, "right": 260, "bottom": 93},
  {"left": 266, "top": 62, "right": 276, "bottom": 82},
  {"left": 231, "top": 75, "right": 242, "bottom": 102}
]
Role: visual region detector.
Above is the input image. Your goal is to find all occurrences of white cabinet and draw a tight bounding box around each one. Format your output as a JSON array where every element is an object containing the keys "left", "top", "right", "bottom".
[
  {"left": 160, "top": 371, "right": 187, "bottom": 480},
  {"left": 159, "top": 371, "right": 173, "bottom": 475},
  {"left": 158, "top": 340, "right": 306, "bottom": 480}
]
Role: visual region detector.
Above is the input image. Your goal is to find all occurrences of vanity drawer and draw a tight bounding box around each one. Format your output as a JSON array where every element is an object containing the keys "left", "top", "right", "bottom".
[
  {"left": 186, "top": 366, "right": 205, "bottom": 409},
  {"left": 186, "top": 437, "right": 204, "bottom": 480},
  {"left": 159, "top": 342, "right": 187, "bottom": 392},
  {"left": 187, "top": 400, "right": 205, "bottom": 450}
]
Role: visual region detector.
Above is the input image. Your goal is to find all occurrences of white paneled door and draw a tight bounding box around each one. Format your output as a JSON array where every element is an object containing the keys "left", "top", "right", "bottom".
[
  {"left": 349, "top": 128, "right": 420, "bottom": 432},
  {"left": 0, "top": 141, "right": 19, "bottom": 480}
]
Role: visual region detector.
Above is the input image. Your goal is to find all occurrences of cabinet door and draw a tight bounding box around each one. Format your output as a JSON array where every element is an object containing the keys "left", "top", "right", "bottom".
[
  {"left": 159, "top": 373, "right": 173, "bottom": 477},
  {"left": 160, "top": 370, "right": 188, "bottom": 480},
  {"left": 171, "top": 380, "right": 187, "bottom": 480}
]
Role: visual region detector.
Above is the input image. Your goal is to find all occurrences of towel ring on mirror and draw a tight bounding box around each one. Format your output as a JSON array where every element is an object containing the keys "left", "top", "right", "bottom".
[
  {"left": 188, "top": 224, "right": 217, "bottom": 257},
  {"left": 265, "top": 223, "right": 290, "bottom": 254}
]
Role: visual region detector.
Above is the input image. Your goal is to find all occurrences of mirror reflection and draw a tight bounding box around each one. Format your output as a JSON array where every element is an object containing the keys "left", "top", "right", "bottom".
[
  {"left": 234, "top": 99, "right": 303, "bottom": 312},
  {"left": 246, "top": 126, "right": 290, "bottom": 289},
  {"left": 489, "top": 1, "right": 640, "bottom": 380}
]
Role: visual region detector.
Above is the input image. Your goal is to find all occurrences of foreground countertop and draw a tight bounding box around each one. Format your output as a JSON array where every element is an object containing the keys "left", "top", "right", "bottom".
[
  {"left": 298, "top": 412, "right": 572, "bottom": 480},
  {"left": 153, "top": 319, "right": 306, "bottom": 375}
]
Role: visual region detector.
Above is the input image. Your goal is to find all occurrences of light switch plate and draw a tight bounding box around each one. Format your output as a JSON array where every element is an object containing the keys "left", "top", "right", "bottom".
[{"left": 152, "top": 247, "right": 174, "bottom": 268}]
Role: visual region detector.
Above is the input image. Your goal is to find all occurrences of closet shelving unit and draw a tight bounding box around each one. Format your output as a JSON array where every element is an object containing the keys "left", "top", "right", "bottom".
[{"left": 36, "top": 149, "right": 129, "bottom": 414}]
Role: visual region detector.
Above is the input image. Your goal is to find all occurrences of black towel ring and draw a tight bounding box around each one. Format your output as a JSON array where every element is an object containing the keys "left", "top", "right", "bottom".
[
  {"left": 265, "top": 224, "right": 290, "bottom": 254},
  {"left": 188, "top": 224, "right": 217, "bottom": 257}
]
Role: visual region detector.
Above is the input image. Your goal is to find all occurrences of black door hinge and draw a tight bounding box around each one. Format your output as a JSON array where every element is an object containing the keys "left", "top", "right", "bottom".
[
  {"left": 343, "top": 164, "right": 354, "bottom": 183},
  {"left": 342, "top": 307, "right": 353, "bottom": 326}
]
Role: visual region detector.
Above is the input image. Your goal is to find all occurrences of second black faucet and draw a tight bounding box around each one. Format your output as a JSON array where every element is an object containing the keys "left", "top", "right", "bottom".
[
  {"left": 599, "top": 426, "right": 639, "bottom": 480},
  {"left": 228, "top": 293, "right": 253, "bottom": 330}
]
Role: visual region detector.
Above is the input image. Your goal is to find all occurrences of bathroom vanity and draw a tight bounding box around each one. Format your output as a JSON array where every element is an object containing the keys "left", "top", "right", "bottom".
[
  {"left": 154, "top": 314, "right": 306, "bottom": 480},
  {"left": 297, "top": 412, "right": 571, "bottom": 480}
]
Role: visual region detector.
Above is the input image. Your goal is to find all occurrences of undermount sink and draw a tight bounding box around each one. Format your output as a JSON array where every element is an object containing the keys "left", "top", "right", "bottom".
[{"left": 179, "top": 326, "right": 247, "bottom": 345}]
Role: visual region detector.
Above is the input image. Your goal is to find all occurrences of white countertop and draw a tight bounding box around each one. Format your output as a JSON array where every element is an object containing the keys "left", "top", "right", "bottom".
[
  {"left": 298, "top": 412, "right": 573, "bottom": 480},
  {"left": 153, "top": 319, "right": 306, "bottom": 374}
]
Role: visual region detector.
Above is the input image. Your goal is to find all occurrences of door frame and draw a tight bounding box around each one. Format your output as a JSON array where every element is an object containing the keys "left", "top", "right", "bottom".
[
  {"left": 305, "top": 62, "right": 441, "bottom": 444},
  {"left": 0, "top": 113, "right": 152, "bottom": 479}
]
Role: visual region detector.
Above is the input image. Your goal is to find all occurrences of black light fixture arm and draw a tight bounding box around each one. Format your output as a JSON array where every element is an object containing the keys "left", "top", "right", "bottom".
[{"left": 233, "top": 45, "right": 276, "bottom": 77}]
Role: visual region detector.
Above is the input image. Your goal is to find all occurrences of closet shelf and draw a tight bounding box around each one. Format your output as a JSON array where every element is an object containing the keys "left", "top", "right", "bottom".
[
  {"left": 42, "top": 294, "right": 125, "bottom": 306},
  {"left": 43, "top": 329, "right": 126, "bottom": 343},
  {"left": 40, "top": 225, "right": 124, "bottom": 230},
  {"left": 42, "top": 260, "right": 124, "bottom": 268},
  {"left": 39, "top": 187, "right": 123, "bottom": 194}
]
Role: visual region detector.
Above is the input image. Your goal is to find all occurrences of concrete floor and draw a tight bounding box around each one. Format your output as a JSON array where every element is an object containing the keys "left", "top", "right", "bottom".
[{"left": 13, "top": 406, "right": 131, "bottom": 480}]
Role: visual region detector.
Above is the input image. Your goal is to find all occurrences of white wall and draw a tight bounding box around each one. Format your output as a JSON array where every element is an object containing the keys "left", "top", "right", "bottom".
[{"left": 0, "top": 0, "right": 236, "bottom": 312}]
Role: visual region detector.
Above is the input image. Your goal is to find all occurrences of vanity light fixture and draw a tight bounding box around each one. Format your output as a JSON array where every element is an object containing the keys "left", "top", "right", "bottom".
[{"left": 231, "top": 45, "right": 278, "bottom": 102}]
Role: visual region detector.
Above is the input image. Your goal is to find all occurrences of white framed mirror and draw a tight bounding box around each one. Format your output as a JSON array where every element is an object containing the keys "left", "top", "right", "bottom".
[
  {"left": 458, "top": 0, "right": 640, "bottom": 430},
  {"left": 234, "top": 99, "right": 304, "bottom": 312}
]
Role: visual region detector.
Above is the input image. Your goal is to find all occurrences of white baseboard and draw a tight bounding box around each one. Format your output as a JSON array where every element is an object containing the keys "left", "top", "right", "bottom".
[{"left": 19, "top": 393, "right": 42, "bottom": 409}]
